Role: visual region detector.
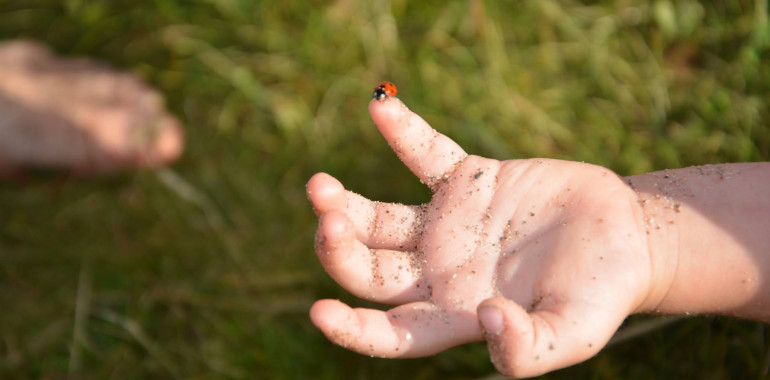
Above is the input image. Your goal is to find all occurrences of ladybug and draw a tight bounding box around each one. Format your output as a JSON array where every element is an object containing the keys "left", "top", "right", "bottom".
[{"left": 372, "top": 81, "right": 397, "bottom": 100}]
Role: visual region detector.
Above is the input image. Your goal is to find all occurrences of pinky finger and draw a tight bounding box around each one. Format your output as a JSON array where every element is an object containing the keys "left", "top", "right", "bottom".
[{"left": 309, "top": 299, "right": 482, "bottom": 358}]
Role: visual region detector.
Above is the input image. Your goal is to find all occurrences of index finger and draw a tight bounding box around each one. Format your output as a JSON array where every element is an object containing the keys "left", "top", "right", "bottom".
[{"left": 369, "top": 98, "right": 467, "bottom": 189}]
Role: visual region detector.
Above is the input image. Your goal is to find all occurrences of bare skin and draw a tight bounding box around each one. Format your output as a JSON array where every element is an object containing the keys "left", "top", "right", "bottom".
[
  {"left": 0, "top": 40, "right": 182, "bottom": 176},
  {"left": 307, "top": 95, "right": 770, "bottom": 377}
]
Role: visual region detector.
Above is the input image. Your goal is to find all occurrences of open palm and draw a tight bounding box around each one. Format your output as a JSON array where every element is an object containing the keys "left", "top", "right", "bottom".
[{"left": 307, "top": 98, "right": 656, "bottom": 377}]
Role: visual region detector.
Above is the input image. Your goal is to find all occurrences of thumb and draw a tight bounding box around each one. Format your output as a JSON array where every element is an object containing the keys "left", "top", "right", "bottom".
[{"left": 477, "top": 297, "right": 614, "bottom": 378}]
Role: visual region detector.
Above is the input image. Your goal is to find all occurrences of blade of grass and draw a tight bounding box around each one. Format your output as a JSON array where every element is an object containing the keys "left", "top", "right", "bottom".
[
  {"left": 68, "top": 257, "right": 92, "bottom": 376},
  {"left": 95, "top": 308, "right": 183, "bottom": 380}
]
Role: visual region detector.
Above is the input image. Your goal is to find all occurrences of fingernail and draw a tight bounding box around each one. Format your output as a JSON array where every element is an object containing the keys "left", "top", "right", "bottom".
[{"left": 479, "top": 306, "right": 504, "bottom": 335}]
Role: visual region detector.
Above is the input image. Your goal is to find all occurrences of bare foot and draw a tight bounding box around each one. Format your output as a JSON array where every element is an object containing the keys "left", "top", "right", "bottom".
[{"left": 0, "top": 40, "right": 183, "bottom": 177}]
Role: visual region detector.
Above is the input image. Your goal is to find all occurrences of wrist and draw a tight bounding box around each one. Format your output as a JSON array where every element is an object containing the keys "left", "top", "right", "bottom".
[
  {"left": 625, "top": 172, "right": 681, "bottom": 315},
  {"left": 626, "top": 164, "right": 770, "bottom": 320}
]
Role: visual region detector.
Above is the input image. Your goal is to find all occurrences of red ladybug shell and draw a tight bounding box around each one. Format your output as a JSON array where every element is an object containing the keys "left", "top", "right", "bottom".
[{"left": 372, "top": 81, "right": 397, "bottom": 100}]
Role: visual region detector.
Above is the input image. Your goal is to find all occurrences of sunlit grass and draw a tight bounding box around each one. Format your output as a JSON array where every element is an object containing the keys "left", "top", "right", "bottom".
[{"left": 0, "top": 0, "right": 769, "bottom": 378}]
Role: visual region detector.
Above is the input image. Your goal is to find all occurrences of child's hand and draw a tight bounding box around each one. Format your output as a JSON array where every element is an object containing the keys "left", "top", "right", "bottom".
[{"left": 307, "top": 98, "right": 659, "bottom": 377}]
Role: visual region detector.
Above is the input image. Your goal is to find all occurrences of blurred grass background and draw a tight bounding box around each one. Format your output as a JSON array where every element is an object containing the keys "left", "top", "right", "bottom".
[{"left": 0, "top": 0, "right": 769, "bottom": 379}]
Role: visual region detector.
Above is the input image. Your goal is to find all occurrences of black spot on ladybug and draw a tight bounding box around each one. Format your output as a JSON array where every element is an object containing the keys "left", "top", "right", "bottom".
[
  {"left": 372, "top": 81, "right": 397, "bottom": 100},
  {"left": 373, "top": 87, "right": 388, "bottom": 100}
]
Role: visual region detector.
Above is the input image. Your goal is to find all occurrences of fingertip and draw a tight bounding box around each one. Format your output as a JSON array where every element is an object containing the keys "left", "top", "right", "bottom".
[
  {"left": 478, "top": 297, "right": 534, "bottom": 350},
  {"left": 149, "top": 115, "right": 184, "bottom": 165},
  {"left": 478, "top": 306, "right": 505, "bottom": 336},
  {"left": 310, "top": 299, "right": 354, "bottom": 329},
  {"left": 478, "top": 297, "right": 531, "bottom": 327},
  {"left": 309, "top": 299, "right": 328, "bottom": 328},
  {"left": 315, "top": 215, "right": 354, "bottom": 272},
  {"left": 368, "top": 96, "right": 403, "bottom": 118},
  {"left": 306, "top": 172, "right": 329, "bottom": 189},
  {"left": 307, "top": 172, "right": 345, "bottom": 214},
  {"left": 309, "top": 299, "right": 362, "bottom": 349},
  {"left": 368, "top": 97, "right": 408, "bottom": 140},
  {"left": 477, "top": 297, "right": 539, "bottom": 378},
  {"left": 307, "top": 172, "right": 344, "bottom": 197},
  {"left": 319, "top": 209, "right": 353, "bottom": 240}
]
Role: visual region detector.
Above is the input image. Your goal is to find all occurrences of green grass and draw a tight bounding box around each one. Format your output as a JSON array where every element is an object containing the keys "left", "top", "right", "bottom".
[{"left": 1, "top": 0, "right": 769, "bottom": 378}]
